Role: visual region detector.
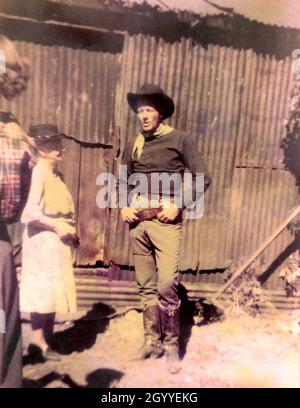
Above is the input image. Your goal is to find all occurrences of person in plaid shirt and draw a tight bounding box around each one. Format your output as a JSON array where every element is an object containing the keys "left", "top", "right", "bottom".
[
  {"left": 0, "top": 35, "right": 32, "bottom": 388},
  {"left": 0, "top": 113, "right": 33, "bottom": 221}
]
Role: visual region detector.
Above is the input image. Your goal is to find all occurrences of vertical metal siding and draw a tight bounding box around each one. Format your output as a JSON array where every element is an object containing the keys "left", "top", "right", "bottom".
[
  {"left": 2, "top": 41, "right": 119, "bottom": 145},
  {"left": 2, "top": 40, "right": 120, "bottom": 266},
  {"left": 75, "top": 146, "right": 110, "bottom": 265},
  {"left": 106, "top": 34, "right": 297, "bottom": 286},
  {"left": 108, "top": 35, "right": 247, "bottom": 272},
  {"left": 227, "top": 167, "right": 298, "bottom": 289},
  {"left": 235, "top": 52, "right": 292, "bottom": 168},
  {"left": 3, "top": 35, "right": 297, "bottom": 292}
]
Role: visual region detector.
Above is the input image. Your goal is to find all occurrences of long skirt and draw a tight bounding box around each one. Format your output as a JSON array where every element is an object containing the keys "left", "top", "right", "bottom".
[{"left": 20, "top": 225, "right": 77, "bottom": 314}]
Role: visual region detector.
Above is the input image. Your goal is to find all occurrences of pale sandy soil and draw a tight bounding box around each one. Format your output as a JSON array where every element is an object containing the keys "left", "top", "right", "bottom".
[{"left": 22, "top": 304, "right": 300, "bottom": 388}]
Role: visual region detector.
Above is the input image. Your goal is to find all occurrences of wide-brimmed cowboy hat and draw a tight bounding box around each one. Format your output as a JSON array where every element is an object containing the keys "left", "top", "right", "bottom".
[
  {"left": 28, "top": 123, "right": 66, "bottom": 147},
  {"left": 127, "top": 84, "right": 174, "bottom": 120}
]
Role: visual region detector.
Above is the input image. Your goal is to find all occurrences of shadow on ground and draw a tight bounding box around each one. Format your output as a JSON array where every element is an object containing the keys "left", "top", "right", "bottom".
[
  {"left": 23, "top": 302, "right": 115, "bottom": 366},
  {"left": 23, "top": 371, "right": 62, "bottom": 388},
  {"left": 178, "top": 284, "right": 224, "bottom": 359},
  {"left": 23, "top": 368, "right": 124, "bottom": 388},
  {"left": 53, "top": 302, "right": 115, "bottom": 355}
]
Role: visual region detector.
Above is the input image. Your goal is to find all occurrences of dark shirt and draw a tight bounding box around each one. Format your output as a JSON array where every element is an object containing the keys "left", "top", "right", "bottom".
[{"left": 120, "top": 129, "right": 211, "bottom": 208}]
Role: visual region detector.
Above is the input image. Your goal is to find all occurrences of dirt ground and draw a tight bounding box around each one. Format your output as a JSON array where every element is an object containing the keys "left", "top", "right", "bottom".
[{"left": 22, "top": 304, "right": 300, "bottom": 389}]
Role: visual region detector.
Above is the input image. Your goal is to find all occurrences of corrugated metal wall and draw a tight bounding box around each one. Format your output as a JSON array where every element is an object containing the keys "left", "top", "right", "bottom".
[
  {"left": 106, "top": 34, "right": 298, "bottom": 290},
  {"left": 4, "top": 35, "right": 298, "bottom": 294},
  {"left": 2, "top": 41, "right": 119, "bottom": 145},
  {"left": 74, "top": 271, "right": 300, "bottom": 316},
  {"left": 2, "top": 41, "right": 120, "bottom": 264},
  {"left": 235, "top": 53, "right": 291, "bottom": 168}
]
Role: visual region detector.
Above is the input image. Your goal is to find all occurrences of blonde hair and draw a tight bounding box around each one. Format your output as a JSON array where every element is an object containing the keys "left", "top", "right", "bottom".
[{"left": 0, "top": 35, "right": 30, "bottom": 99}]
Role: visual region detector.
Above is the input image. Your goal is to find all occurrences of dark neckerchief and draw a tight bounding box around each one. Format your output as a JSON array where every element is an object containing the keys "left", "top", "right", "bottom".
[{"left": 142, "top": 131, "right": 157, "bottom": 142}]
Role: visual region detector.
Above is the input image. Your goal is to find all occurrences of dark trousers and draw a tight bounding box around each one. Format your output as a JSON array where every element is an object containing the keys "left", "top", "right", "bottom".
[{"left": 0, "top": 222, "right": 22, "bottom": 388}]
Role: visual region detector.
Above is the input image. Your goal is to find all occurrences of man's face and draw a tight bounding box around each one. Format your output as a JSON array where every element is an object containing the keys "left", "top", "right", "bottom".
[{"left": 137, "top": 101, "right": 161, "bottom": 133}]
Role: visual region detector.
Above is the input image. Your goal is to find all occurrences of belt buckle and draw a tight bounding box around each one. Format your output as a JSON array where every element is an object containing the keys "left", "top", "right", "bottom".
[{"left": 136, "top": 208, "right": 160, "bottom": 221}]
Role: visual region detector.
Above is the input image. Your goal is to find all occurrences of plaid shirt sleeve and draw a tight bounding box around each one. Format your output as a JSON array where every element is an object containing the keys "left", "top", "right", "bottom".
[{"left": 0, "top": 121, "right": 32, "bottom": 222}]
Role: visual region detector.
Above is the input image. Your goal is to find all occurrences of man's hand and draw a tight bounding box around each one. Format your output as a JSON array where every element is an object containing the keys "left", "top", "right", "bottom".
[
  {"left": 157, "top": 202, "right": 180, "bottom": 223},
  {"left": 121, "top": 207, "right": 139, "bottom": 223}
]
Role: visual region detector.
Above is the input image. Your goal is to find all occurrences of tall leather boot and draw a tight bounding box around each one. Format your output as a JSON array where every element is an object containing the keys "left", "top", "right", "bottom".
[
  {"left": 160, "top": 307, "right": 181, "bottom": 374},
  {"left": 134, "top": 305, "right": 163, "bottom": 359}
]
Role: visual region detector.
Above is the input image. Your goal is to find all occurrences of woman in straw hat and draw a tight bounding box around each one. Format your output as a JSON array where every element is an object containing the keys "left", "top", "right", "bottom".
[{"left": 20, "top": 124, "right": 78, "bottom": 362}]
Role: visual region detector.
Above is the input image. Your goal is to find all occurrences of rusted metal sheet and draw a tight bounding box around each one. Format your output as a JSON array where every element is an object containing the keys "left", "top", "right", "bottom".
[
  {"left": 2, "top": 34, "right": 297, "bottom": 294},
  {"left": 106, "top": 34, "right": 297, "bottom": 279},
  {"left": 1, "top": 41, "right": 119, "bottom": 145},
  {"left": 75, "top": 146, "right": 110, "bottom": 265},
  {"left": 74, "top": 270, "right": 300, "bottom": 316},
  {"left": 59, "top": 138, "right": 81, "bottom": 211},
  {"left": 1, "top": 40, "right": 120, "bottom": 265},
  {"left": 7, "top": 137, "right": 110, "bottom": 267},
  {"left": 107, "top": 35, "right": 246, "bottom": 271},
  {"left": 227, "top": 167, "right": 299, "bottom": 290},
  {"left": 235, "top": 52, "right": 293, "bottom": 168}
]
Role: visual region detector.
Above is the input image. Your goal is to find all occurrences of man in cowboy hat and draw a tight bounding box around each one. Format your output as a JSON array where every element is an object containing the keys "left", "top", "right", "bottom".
[{"left": 120, "top": 83, "right": 211, "bottom": 374}]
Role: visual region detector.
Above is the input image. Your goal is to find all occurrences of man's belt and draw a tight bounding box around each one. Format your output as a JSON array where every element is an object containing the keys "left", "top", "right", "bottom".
[{"left": 135, "top": 207, "right": 162, "bottom": 221}]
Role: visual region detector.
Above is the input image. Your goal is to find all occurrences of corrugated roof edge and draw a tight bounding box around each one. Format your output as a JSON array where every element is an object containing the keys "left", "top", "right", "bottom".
[
  {"left": 1, "top": 0, "right": 299, "bottom": 58},
  {"left": 48, "top": 0, "right": 300, "bottom": 31}
]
